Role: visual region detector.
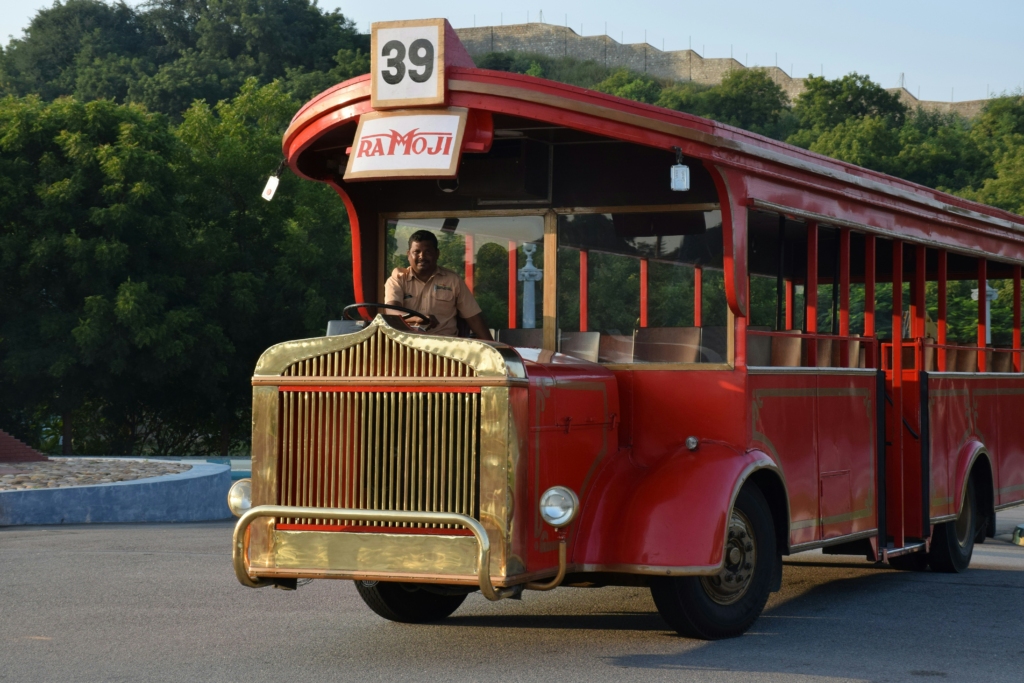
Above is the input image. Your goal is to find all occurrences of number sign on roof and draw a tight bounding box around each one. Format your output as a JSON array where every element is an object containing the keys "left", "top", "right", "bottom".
[{"left": 371, "top": 19, "right": 447, "bottom": 108}]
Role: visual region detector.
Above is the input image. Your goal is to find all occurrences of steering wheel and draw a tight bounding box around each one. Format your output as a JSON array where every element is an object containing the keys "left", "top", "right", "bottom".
[{"left": 342, "top": 302, "right": 432, "bottom": 327}]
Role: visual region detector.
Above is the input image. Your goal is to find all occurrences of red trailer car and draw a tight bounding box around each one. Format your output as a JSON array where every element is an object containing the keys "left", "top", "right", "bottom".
[{"left": 229, "top": 20, "right": 1024, "bottom": 639}]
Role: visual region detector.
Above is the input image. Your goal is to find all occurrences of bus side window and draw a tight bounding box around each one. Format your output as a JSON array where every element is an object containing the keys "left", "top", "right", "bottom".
[{"left": 557, "top": 210, "right": 726, "bottom": 365}]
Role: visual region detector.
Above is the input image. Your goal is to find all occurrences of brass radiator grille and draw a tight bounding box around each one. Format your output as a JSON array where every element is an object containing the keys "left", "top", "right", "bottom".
[
  {"left": 277, "top": 389, "right": 480, "bottom": 528},
  {"left": 282, "top": 328, "right": 476, "bottom": 378}
]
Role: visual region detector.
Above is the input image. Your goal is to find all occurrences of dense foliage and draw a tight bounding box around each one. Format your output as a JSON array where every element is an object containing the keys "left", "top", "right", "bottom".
[{"left": 1, "top": 3, "right": 1022, "bottom": 453}]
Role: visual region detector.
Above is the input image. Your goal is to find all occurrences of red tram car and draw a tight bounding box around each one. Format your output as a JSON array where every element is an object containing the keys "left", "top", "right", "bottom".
[{"left": 229, "top": 20, "right": 1024, "bottom": 638}]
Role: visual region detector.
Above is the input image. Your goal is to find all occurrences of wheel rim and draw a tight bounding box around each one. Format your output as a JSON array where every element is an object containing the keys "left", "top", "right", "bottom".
[
  {"left": 700, "top": 508, "right": 757, "bottom": 606},
  {"left": 954, "top": 489, "right": 973, "bottom": 548}
]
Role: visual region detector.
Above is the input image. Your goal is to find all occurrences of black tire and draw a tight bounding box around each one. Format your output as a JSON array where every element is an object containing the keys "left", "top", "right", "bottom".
[
  {"left": 650, "top": 485, "right": 777, "bottom": 640},
  {"left": 929, "top": 478, "right": 976, "bottom": 573},
  {"left": 354, "top": 581, "right": 466, "bottom": 623}
]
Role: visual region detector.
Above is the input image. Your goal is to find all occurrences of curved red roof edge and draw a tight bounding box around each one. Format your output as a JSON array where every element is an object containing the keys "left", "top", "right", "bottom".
[{"left": 284, "top": 67, "right": 1024, "bottom": 228}]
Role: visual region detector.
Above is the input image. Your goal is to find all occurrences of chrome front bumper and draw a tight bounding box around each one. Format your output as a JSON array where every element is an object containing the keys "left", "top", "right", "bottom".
[{"left": 233, "top": 506, "right": 526, "bottom": 600}]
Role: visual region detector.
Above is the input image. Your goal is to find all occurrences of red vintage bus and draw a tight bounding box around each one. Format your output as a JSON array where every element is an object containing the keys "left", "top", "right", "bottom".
[{"left": 229, "top": 20, "right": 1024, "bottom": 639}]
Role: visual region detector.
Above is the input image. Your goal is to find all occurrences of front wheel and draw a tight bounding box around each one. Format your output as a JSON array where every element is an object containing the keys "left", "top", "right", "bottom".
[
  {"left": 354, "top": 581, "right": 466, "bottom": 623},
  {"left": 650, "top": 485, "right": 777, "bottom": 640},
  {"left": 928, "top": 478, "right": 976, "bottom": 573}
]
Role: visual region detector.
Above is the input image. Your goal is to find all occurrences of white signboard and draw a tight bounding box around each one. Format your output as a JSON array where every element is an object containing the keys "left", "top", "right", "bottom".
[
  {"left": 371, "top": 20, "right": 445, "bottom": 109},
  {"left": 343, "top": 108, "right": 468, "bottom": 180}
]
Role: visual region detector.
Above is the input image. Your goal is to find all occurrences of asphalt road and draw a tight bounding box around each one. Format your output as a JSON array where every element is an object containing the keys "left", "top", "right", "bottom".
[{"left": 2, "top": 509, "right": 1022, "bottom": 683}]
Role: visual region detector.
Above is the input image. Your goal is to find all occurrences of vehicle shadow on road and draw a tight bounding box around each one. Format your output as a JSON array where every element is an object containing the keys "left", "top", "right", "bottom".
[
  {"left": 601, "top": 564, "right": 1023, "bottom": 681},
  {"left": 446, "top": 609, "right": 669, "bottom": 631}
]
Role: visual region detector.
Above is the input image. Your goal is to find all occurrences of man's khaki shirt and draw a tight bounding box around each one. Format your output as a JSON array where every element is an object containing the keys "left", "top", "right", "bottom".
[{"left": 384, "top": 266, "right": 482, "bottom": 337}]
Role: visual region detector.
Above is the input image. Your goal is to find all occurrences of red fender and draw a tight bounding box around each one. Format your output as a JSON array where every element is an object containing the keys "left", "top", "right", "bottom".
[
  {"left": 572, "top": 442, "right": 781, "bottom": 574},
  {"left": 952, "top": 440, "right": 992, "bottom": 519}
]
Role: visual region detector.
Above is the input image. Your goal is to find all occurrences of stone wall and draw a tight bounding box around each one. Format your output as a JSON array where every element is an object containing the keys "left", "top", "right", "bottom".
[{"left": 455, "top": 23, "right": 986, "bottom": 119}]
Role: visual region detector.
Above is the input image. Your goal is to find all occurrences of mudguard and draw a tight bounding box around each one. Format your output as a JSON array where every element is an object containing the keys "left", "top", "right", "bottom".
[{"left": 953, "top": 440, "right": 992, "bottom": 519}]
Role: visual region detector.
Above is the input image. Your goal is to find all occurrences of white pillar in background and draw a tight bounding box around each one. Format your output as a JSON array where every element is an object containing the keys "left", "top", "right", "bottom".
[
  {"left": 518, "top": 243, "right": 543, "bottom": 329},
  {"left": 972, "top": 285, "right": 1000, "bottom": 345}
]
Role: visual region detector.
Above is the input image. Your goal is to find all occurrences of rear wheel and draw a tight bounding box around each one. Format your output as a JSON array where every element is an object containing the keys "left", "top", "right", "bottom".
[
  {"left": 929, "top": 478, "right": 976, "bottom": 573},
  {"left": 650, "top": 486, "right": 777, "bottom": 640},
  {"left": 354, "top": 581, "right": 467, "bottom": 623}
]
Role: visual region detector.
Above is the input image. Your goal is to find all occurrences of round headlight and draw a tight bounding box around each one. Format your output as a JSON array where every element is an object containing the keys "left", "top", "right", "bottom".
[
  {"left": 227, "top": 478, "right": 252, "bottom": 517},
  {"left": 539, "top": 486, "right": 579, "bottom": 528}
]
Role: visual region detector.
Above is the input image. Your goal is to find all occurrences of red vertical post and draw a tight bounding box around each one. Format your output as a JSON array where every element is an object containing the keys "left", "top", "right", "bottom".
[
  {"left": 839, "top": 227, "right": 851, "bottom": 366},
  {"left": 785, "top": 279, "right": 794, "bottom": 330},
  {"left": 864, "top": 235, "right": 880, "bottom": 352},
  {"left": 806, "top": 222, "right": 819, "bottom": 367},
  {"left": 580, "top": 249, "right": 589, "bottom": 332},
  {"left": 1014, "top": 265, "right": 1021, "bottom": 372},
  {"left": 978, "top": 259, "right": 987, "bottom": 372},
  {"left": 913, "top": 245, "right": 926, "bottom": 370},
  {"left": 694, "top": 265, "right": 703, "bottom": 327},
  {"left": 890, "top": 239, "right": 904, "bottom": 548},
  {"left": 938, "top": 251, "right": 947, "bottom": 371},
  {"left": 893, "top": 240, "right": 903, "bottom": 382},
  {"left": 912, "top": 246, "right": 926, "bottom": 338},
  {"left": 508, "top": 241, "right": 517, "bottom": 329},
  {"left": 640, "top": 257, "right": 649, "bottom": 327},
  {"left": 464, "top": 234, "right": 474, "bottom": 292}
]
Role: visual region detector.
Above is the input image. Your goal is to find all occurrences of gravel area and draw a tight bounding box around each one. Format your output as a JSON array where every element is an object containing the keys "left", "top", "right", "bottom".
[{"left": 0, "top": 458, "right": 192, "bottom": 491}]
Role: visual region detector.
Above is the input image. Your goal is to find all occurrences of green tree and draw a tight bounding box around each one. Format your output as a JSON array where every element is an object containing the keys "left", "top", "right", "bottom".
[
  {"left": 593, "top": 68, "right": 663, "bottom": 105},
  {"left": 173, "top": 79, "right": 354, "bottom": 452},
  {"left": 654, "top": 81, "right": 710, "bottom": 115},
  {"left": 789, "top": 72, "right": 907, "bottom": 148},
  {"left": 697, "top": 69, "right": 791, "bottom": 137},
  {"left": 281, "top": 48, "right": 370, "bottom": 102},
  {"left": 892, "top": 109, "right": 991, "bottom": 192},
  {"left": 0, "top": 95, "right": 189, "bottom": 453},
  {"left": 809, "top": 115, "right": 900, "bottom": 173},
  {"left": 961, "top": 137, "right": 1024, "bottom": 214},
  {"left": 0, "top": 0, "right": 161, "bottom": 101},
  {"left": 1, "top": 0, "right": 367, "bottom": 117},
  {"left": 960, "top": 95, "right": 1024, "bottom": 213},
  {"left": 0, "top": 82, "right": 355, "bottom": 455}
]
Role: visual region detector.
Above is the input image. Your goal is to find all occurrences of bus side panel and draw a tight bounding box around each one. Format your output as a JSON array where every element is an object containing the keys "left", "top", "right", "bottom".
[
  {"left": 748, "top": 373, "right": 818, "bottom": 546},
  {"left": 625, "top": 370, "right": 747, "bottom": 468},
  {"left": 571, "top": 442, "right": 766, "bottom": 570},
  {"left": 972, "top": 376, "right": 1001, "bottom": 495},
  {"left": 816, "top": 373, "right": 878, "bottom": 540},
  {"left": 996, "top": 375, "right": 1024, "bottom": 507},
  {"left": 927, "top": 376, "right": 972, "bottom": 519}
]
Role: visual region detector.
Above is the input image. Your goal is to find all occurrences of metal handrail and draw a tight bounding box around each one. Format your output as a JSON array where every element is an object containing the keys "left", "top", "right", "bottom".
[{"left": 232, "top": 505, "right": 520, "bottom": 601}]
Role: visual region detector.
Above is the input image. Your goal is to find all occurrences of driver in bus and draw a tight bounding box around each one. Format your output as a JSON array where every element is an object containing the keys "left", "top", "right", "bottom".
[{"left": 385, "top": 230, "right": 494, "bottom": 340}]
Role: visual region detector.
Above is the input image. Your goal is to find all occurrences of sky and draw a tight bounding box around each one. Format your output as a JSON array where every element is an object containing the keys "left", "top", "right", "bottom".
[{"left": 2, "top": 0, "right": 1022, "bottom": 103}]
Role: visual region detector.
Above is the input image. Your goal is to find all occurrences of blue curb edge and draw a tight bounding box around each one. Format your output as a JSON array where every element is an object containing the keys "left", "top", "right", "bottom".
[{"left": 0, "top": 463, "right": 233, "bottom": 526}]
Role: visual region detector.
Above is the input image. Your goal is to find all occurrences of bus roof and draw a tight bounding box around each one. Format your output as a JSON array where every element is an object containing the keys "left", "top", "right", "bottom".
[{"left": 284, "top": 66, "right": 1024, "bottom": 267}]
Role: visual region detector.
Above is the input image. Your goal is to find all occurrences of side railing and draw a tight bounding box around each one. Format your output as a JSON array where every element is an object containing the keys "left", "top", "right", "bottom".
[
  {"left": 881, "top": 339, "right": 1023, "bottom": 373},
  {"left": 746, "top": 330, "right": 878, "bottom": 369}
]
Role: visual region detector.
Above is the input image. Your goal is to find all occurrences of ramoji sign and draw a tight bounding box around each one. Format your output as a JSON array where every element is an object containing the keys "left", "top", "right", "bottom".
[
  {"left": 343, "top": 108, "right": 467, "bottom": 179},
  {"left": 237, "top": 16, "right": 1024, "bottom": 642}
]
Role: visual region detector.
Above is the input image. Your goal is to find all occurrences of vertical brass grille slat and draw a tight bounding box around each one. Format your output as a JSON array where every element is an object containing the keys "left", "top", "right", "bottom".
[
  {"left": 470, "top": 393, "right": 478, "bottom": 517},
  {"left": 402, "top": 394, "right": 411, "bottom": 519}
]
